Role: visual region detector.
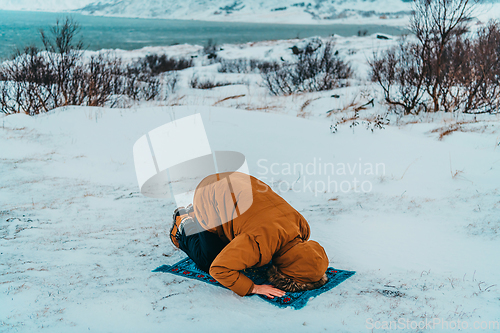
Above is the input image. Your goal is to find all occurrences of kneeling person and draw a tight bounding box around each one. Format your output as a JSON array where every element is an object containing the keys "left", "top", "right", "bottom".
[{"left": 170, "top": 172, "right": 329, "bottom": 298}]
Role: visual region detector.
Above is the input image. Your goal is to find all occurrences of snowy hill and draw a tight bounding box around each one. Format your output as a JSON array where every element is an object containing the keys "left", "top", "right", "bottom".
[
  {"left": 2, "top": 0, "right": 500, "bottom": 25},
  {"left": 1, "top": 104, "right": 499, "bottom": 331},
  {"left": 76, "top": 0, "right": 413, "bottom": 24},
  {"left": 0, "top": 0, "right": 93, "bottom": 11},
  {"left": 0, "top": 0, "right": 414, "bottom": 24}
]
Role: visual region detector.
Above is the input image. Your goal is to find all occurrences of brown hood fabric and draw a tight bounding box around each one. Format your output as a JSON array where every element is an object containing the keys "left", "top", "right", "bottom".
[
  {"left": 192, "top": 171, "right": 329, "bottom": 297},
  {"left": 268, "top": 240, "right": 329, "bottom": 292},
  {"left": 267, "top": 265, "right": 328, "bottom": 293}
]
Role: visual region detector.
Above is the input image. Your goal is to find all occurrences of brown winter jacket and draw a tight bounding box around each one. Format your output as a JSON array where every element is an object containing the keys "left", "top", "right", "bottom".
[{"left": 193, "top": 171, "right": 329, "bottom": 297}]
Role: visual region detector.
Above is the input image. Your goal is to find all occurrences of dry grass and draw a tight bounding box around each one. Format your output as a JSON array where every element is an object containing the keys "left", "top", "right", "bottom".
[
  {"left": 2, "top": 126, "right": 27, "bottom": 131},
  {"left": 430, "top": 120, "right": 489, "bottom": 140},
  {"left": 166, "top": 94, "right": 186, "bottom": 106},
  {"left": 298, "top": 97, "right": 322, "bottom": 118},
  {"left": 334, "top": 114, "right": 359, "bottom": 125},
  {"left": 326, "top": 99, "right": 360, "bottom": 116},
  {"left": 212, "top": 94, "right": 245, "bottom": 106},
  {"left": 326, "top": 87, "right": 374, "bottom": 116},
  {"left": 397, "top": 158, "right": 421, "bottom": 180},
  {"left": 449, "top": 153, "right": 473, "bottom": 182}
]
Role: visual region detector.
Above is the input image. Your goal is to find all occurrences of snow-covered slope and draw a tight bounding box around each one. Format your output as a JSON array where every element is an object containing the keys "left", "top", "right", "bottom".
[
  {"left": 76, "top": 0, "right": 413, "bottom": 23},
  {"left": 1, "top": 103, "right": 499, "bottom": 331},
  {"left": 0, "top": 0, "right": 414, "bottom": 24},
  {"left": 2, "top": 0, "right": 499, "bottom": 25},
  {"left": 0, "top": 0, "right": 93, "bottom": 11}
]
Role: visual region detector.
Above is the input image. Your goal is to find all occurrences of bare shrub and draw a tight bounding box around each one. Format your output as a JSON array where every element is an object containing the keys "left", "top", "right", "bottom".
[
  {"left": 134, "top": 54, "right": 193, "bottom": 75},
  {"left": 0, "top": 46, "right": 55, "bottom": 114},
  {"left": 164, "top": 72, "right": 179, "bottom": 94},
  {"left": 454, "top": 22, "right": 500, "bottom": 114},
  {"left": 369, "top": 38, "right": 427, "bottom": 115},
  {"left": 261, "top": 65, "right": 295, "bottom": 95},
  {"left": 40, "top": 17, "right": 84, "bottom": 54},
  {"left": 411, "top": 0, "right": 475, "bottom": 113},
  {"left": 80, "top": 53, "right": 114, "bottom": 106},
  {"left": 261, "top": 40, "right": 352, "bottom": 95},
  {"left": 0, "top": 17, "right": 169, "bottom": 114},
  {"left": 218, "top": 58, "right": 249, "bottom": 73},
  {"left": 370, "top": 0, "right": 500, "bottom": 115},
  {"left": 0, "top": 48, "right": 162, "bottom": 113},
  {"left": 203, "top": 39, "right": 219, "bottom": 59},
  {"left": 190, "top": 75, "right": 234, "bottom": 89},
  {"left": 120, "top": 66, "right": 161, "bottom": 102},
  {"left": 218, "top": 58, "right": 279, "bottom": 74}
]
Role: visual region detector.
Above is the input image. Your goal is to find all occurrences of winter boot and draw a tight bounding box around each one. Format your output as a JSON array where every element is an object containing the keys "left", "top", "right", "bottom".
[{"left": 170, "top": 207, "right": 188, "bottom": 248}]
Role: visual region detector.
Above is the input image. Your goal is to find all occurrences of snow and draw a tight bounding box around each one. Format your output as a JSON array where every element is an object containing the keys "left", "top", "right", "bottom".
[
  {"left": 2, "top": 107, "right": 500, "bottom": 330},
  {"left": 1, "top": 33, "right": 500, "bottom": 332},
  {"left": 0, "top": 0, "right": 93, "bottom": 12},
  {"left": 74, "top": 0, "right": 413, "bottom": 26},
  {"left": 2, "top": 0, "right": 500, "bottom": 28}
]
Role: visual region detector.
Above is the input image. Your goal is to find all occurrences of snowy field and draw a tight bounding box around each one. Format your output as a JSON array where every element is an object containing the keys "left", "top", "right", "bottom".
[{"left": 1, "top": 33, "right": 500, "bottom": 332}]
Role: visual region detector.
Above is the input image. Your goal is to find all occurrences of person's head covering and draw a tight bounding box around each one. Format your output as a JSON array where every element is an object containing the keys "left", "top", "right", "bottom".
[{"left": 267, "top": 240, "right": 329, "bottom": 292}]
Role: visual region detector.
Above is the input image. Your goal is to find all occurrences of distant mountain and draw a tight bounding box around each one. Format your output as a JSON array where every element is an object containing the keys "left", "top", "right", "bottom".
[
  {"left": 0, "top": 0, "right": 93, "bottom": 11},
  {"left": 76, "top": 0, "right": 412, "bottom": 23},
  {"left": 0, "top": 0, "right": 413, "bottom": 23}
]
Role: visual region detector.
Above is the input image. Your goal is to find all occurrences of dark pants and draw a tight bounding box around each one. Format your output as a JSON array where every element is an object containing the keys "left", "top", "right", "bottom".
[{"left": 177, "top": 217, "right": 227, "bottom": 273}]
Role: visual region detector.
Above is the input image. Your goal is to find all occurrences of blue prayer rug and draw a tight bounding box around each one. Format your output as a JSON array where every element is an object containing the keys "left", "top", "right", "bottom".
[{"left": 153, "top": 257, "right": 355, "bottom": 309}]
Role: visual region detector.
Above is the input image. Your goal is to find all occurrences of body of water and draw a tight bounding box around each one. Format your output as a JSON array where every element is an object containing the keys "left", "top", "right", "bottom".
[{"left": 0, "top": 10, "right": 408, "bottom": 59}]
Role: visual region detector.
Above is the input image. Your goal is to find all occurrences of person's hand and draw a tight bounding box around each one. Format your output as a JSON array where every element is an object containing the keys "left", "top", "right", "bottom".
[{"left": 251, "top": 284, "right": 286, "bottom": 298}]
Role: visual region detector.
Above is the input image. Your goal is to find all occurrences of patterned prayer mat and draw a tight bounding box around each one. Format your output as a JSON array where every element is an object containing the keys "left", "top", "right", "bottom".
[{"left": 153, "top": 257, "right": 355, "bottom": 309}]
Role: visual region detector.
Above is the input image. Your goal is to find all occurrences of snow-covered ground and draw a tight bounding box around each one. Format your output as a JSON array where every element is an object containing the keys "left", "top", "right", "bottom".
[{"left": 1, "top": 33, "right": 500, "bottom": 332}]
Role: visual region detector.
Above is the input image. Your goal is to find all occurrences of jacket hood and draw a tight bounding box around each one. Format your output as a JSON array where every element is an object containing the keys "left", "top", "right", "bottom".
[
  {"left": 269, "top": 240, "right": 329, "bottom": 290},
  {"left": 267, "top": 265, "right": 328, "bottom": 292}
]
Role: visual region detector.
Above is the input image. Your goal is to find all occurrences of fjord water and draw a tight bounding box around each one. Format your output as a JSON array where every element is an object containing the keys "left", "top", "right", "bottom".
[{"left": 0, "top": 10, "right": 407, "bottom": 59}]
